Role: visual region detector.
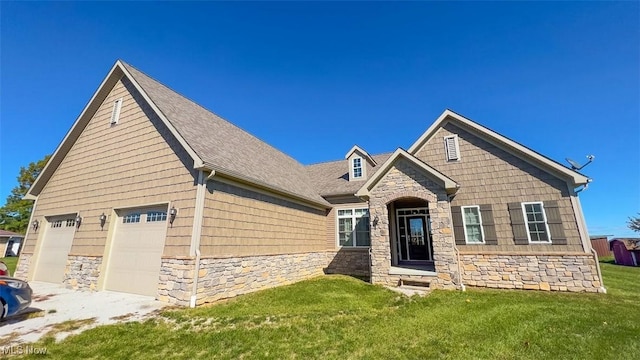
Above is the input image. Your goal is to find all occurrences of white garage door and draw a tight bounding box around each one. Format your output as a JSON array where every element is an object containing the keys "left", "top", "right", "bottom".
[
  {"left": 104, "top": 206, "right": 168, "bottom": 297},
  {"left": 33, "top": 215, "right": 77, "bottom": 283}
]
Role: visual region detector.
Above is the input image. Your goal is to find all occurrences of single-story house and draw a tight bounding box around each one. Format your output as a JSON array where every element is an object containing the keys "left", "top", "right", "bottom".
[
  {"left": 590, "top": 235, "right": 613, "bottom": 258},
  {"left": 0, "top": 230, "right": 24, "bottom": 257},
  {"left": 16, "top": 60, "right": 604, "bottom": 306},
  {"left": 610, "top": 238, "right": 640, "bottom": 266}
]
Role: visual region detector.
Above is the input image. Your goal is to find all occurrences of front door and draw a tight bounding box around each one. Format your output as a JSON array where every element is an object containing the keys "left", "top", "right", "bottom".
[{"left": 396, "top": 208, "right": 432, "bottom": 262}]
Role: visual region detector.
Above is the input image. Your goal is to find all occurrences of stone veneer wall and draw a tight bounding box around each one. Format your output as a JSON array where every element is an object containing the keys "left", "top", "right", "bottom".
[
  {"left": 460, "top": 253, "right": 603, "bottom": 292},
  {"left": 159, "top": 250, "right": 366, "bottom": 306},
  {"left": 13, "top": 253, "right": 31, "bottom": 280},
  {"left": 368, "top": 158, "right": 459, "bottom": 289},
  {"left": 63, "top": 255, "right": 103, "bottom": 291},
  {"left": 325, "top": 248, "right": 370, "bottom": 277}
]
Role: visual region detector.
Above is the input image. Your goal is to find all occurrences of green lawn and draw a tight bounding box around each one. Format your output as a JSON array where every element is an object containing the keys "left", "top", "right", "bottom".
[
  {"left": 22, "top": 263, "right": 640, "bottom": 359},
  {"left": 1, "top": 256, "right": 18, "bottom": 276}
]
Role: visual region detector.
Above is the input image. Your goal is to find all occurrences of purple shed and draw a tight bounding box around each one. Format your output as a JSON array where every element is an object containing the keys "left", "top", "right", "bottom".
[{"left": 610, "top": 238, "right": 640, "bottom": 267}]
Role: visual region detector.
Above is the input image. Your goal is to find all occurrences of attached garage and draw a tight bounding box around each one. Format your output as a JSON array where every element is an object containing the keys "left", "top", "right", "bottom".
[
  {"left": 103, "top": 206, "right": 169, "bottom": 297},
  {"left": 33, "top": 215, "right": 77, "bottom": 283}
]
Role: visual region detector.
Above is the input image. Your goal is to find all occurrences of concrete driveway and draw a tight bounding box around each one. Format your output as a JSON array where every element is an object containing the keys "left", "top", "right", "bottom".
[{"left": 0, "top": 281, "right": 167, "bottom": 345}]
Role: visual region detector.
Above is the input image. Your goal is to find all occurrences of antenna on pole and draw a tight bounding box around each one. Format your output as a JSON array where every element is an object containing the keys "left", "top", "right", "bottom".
[{"left": 566, "top": 155, "right": 595, "bottom": 171}]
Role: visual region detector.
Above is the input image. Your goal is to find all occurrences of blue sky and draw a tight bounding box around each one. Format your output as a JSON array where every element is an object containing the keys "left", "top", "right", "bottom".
[{"left": 1, "top": 2, "right": 638, "bottom": 236}]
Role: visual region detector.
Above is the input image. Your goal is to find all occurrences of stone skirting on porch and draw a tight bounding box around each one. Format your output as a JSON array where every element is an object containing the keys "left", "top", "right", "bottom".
[{"left": 459, "top": 253, "right": 603, "bottom": 292}]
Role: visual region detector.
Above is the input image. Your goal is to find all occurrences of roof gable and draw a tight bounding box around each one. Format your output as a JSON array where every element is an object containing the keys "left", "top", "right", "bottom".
[
  {"left": 305, "top": 152, "right": 392, "bottom": 197},
  {"left": 345, "top": 145, "right": 376, "bottom": 166},
  {"left": 407, "top": 110, "right": 590, "bottom": 186},
  {"left": 27, "top": 60, "right": 329, "bottom": 207},
  {"left": 355, "top": 148, "right": 459, "bottom": 198}
]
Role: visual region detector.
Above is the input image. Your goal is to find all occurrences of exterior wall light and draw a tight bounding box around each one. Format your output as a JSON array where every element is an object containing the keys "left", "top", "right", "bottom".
[
  {"left": 75, "top": 215, "right": 82, "bottom": 229},
  {"left": 372, "top": 215, "right": 379, "bottom": 228},
  {"left": 32, "top": 219, "right": 39, "bottom": 232},
  {"left": 169, "top": 206, "right": 177, "bottom": 227},
  {"left": 99, "top": 213, "right": 107, "bottom": 230}
]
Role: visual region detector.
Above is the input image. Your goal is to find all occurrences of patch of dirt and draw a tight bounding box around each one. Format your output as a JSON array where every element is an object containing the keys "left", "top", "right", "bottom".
[
  {"left": 110, "top": 312, "right": 135, "bottom": 321},
  {"left": 32, "top": 293, "right": 57, "bottom": 302}
]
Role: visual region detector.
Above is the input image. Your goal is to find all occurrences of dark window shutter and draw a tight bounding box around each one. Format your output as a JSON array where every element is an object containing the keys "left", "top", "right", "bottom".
[
  {"left": 479, "top": 204, "right": 498, "bottom": 245},
  {"left": 544, "top": 200, "right": 567, "bottom": 245},
  {"left": 508, "top": 202, "right": 529, "bottom": 245},
  {"left": 451, "top": 206, "right": 465, "bottom": 245}
]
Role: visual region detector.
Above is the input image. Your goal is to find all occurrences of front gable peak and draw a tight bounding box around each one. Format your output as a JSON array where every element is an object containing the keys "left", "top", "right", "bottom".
[
  {"left": 355, "top": 148, "right": 459, "bottom": 199},
  {"left": 407, "top": 109, "right": 590, "bottom": 187}
]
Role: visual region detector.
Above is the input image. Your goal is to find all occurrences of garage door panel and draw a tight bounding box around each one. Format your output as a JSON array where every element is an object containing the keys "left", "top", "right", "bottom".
[
  {"left": 33, "top": 216, "right": 76, "bottom": 283},
  {"left": 104, "top": 207, "right": 168, "bottom": 297}
]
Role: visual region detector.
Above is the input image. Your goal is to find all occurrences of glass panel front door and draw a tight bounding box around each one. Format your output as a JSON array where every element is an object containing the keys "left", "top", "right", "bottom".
[
  {"left": 408, "top": 217, "right": 428, "bottom": 260},
  {"left": 396, "top": 212, "right": 432, "bottom": 262}
]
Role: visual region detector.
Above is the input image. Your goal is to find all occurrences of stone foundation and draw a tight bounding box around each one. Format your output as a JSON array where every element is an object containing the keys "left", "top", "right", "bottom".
[
  {"left": 159, "top": 251, "right": 334, "bottom": 306},
  {"left": 325, "top": 248, "right": 370, "bottom": 277},
  {"left": 460, "top": 253, "right": 603, "bottom": 292},
  {"left": 14, "top": 253, "right": 32, "bottom": 280},
  {"left": 63, "top": 255, "right": 103, "bottom": 291}
]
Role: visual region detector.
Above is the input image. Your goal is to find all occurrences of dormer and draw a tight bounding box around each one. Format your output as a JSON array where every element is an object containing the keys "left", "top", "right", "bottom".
[{"left": 345, "top": 145, "right": 377, "bottom": 181}]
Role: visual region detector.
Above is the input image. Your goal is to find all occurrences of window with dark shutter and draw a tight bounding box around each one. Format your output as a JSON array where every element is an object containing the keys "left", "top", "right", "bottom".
[
  {"left": 508, "top": 202, "right": 529, "bottom": 245},
  {"left": 451, "top": 206, "right": 466, "bottom": 245},
  {"left": 543, "top": 200, "right": 567, "bottom": 245},
  {"left": 479, "top": 204, "right": 498, "bottom": 245}
]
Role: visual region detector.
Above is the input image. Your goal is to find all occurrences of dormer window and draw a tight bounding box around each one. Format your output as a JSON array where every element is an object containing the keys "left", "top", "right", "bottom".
[
  {"left": 345, "top": 145, "right": 375, "bottom": 182},
  {"left": 352, "top": 158, "right": 363, "bottom": 178}
]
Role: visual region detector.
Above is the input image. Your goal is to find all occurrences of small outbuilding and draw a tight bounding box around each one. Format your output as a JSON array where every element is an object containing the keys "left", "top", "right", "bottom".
[
  {"left": 610, "top": 238, "right": 640, "bottom": 267},
  {"left": 590, "top": 235, "right": 613, "bottom": 257},
  {"left": 0, "top": 230, "right": 24, "bottom": 257}
]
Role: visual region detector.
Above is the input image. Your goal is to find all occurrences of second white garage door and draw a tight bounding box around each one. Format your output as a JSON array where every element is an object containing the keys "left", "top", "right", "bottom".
[{"left": 104, "top": 206, "right": 168, "bottom": 297}]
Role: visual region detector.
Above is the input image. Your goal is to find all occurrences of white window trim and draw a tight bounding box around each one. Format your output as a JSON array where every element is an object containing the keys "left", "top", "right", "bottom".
[
  {"left": 521, "top": 201, "right": 552, "bottom": 244},
  {"left": 336, "top": 207, "right": 370, "bottom": 247},
  {"left": 352, "top": 157, "right": 363, "bottom": 179},
  {"left": 110, "top": 98, "right": 123, "bottom": 125},
  {"left": 444, "top": 135, "right": 460, "bottom": 161},
  {"left": 461, "top": 205, "right": 485, "bottom": 244}
]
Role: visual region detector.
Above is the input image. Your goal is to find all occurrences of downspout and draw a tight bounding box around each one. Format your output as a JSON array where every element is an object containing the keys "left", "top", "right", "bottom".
[
  {"left": 18, "top": 196, "right": 38, "bottom": 279},
  {"left": 447, "top": 193, "right": 465, "bottom": 291},
  {"left": 190, "top": 170, "right": 208, "bottom": 308},
  {"left": 591, "top": 247, "right": 606, "bottom": 294},
  {"left": 568, "top": 182, "right": 605, "bottom": 293}
]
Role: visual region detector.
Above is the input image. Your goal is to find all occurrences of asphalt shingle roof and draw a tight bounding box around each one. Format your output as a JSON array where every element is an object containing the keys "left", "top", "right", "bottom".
[
  {"left": 305, "top": 153, "right": 393, "bottom": 197},
  {"left": 122, "top": 62, "right": 330, "bottom": 207}
]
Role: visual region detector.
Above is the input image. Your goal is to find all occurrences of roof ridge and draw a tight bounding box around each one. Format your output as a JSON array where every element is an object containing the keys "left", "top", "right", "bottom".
[
  {"left": 120, "top": 61, "right": 329, "bottom": 206},
  {"left": 120, "top": 61, "right": 312, "bottom": 172},
  {"left": 306, "top": 151, "right": 395, "bottom": 166}
]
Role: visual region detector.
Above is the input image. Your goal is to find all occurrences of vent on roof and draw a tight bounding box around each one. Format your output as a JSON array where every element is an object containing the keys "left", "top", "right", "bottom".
[
  {"left": 444, "top": 135, "right": 460, "bottom": 161},
  {"left": 110, "top": 98, "right": 123, "bottom": 125}
]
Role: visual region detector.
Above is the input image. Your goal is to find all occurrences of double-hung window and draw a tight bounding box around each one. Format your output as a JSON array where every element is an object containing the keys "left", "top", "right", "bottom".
[
  {"left": 352, "top": 158, "right": 363, "bottom": 179},
  {"left": 462, "top": 206, "right": 484, "bottom": 244},
  {"left": 522, "top": 202, "right": 551, "bottom": 243},
  {"left": 337, "top": 208, "right": 370, "bottom": 247}
]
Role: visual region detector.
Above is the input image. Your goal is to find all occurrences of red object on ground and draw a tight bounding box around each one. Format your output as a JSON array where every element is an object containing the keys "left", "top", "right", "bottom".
[{"left": 0, "top": 261, "right": 7, "bottom": 276}]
